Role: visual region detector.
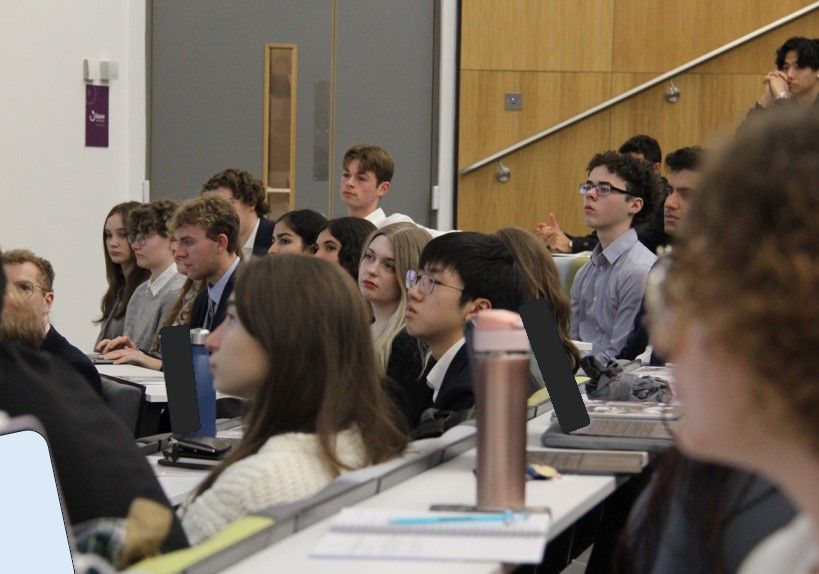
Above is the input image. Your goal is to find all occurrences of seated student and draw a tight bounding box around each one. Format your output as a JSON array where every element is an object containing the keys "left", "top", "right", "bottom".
[
  {"left": 201, "top": 168, "right": 273, "bottom": 258},
  {"left": 536, "top": 134, "right": 670, "bottom": 254},
  {"left": 173, "top": 193, "right": 241, "bottom": 331},
  {"left": 97, "top": 200, "right": 185, "bottom": 360},
  {"left": 179, "top": 255, "right": 408, "bottom": 544},
  {"left": 494, "top": 227, "right": 580, "bottom": 373},
  {"left": 569, "top": 150, "right": 660, "bottom": 360},
  {"left": 618, "top": 145, "right": 706, "bottom": 363},
  {"left": 268, "top": 209, "right": 327, "bottom": 255},
  {"left": 359, "top": 223, "right": 433, "bottom": 430},
  {"left": 95, "top": 201, "right": 150, "bottom": 344},
  {"left": 313, "top": 217, "right": 376, "bottom": 281},
  {"left": 745, "top": 37, "right": 819, "bottom": 118},
  {"left": 635, "top": 110, "right": 819, "bottom": 574},
  {"left": 340, "top": 144, "right": 447, "bottom": 237},
  {"left": 0, "top": 254, "right": 189, "bottom": 551},
  {"left": 404, "top": 232, "right": 525, "bottom": 419},
  {"left": 2, "top": 249, "right": 102, "bottom": 395}
]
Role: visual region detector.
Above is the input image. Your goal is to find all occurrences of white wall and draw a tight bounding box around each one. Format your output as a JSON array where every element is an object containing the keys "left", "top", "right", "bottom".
[{"left": 0, "top": 0, "right": 146, "bottom": 350}]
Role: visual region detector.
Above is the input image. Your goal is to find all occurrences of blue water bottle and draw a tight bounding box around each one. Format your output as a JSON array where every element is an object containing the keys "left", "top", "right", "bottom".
[{"left": 190, "top": 328, "right": 216, "bottom": 437}]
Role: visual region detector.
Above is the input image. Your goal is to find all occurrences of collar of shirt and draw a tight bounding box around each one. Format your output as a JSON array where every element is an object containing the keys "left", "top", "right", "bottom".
[
  {"left": 426, "top": 337, "right": 465, "bottom": 402},
  {"left": 591, "top": 228, "right": 639, "bottom": 267},
  {"left": 241, "top": 218, "right": 261, "bottom": 259},
  {"left": 207, "top": 256, "right": 240, "bottom": 306},
  {"left": 148, "top": 262, "right": 179, "bottom": 296},
  {"left": 363, "top": 207, "right": 386, "bottom": 227}
]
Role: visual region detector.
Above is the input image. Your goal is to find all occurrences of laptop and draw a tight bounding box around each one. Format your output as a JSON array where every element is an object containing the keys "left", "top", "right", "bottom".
[{"left": 0, "top": 415, "right": 74, "bottom": 572}]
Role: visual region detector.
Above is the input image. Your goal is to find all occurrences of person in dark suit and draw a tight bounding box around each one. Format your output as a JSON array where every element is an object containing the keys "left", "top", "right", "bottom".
[
  {"left": 0, "top": 252, "right": 188, "bottom": 551},
  {"left": 201, "top": 168, "right": 274, "bottom": 258},
  {"left": 2, "top": 248, "right": 102, "bottom": 396},
  {"left": 170, "top": 193, "right": 241, "bottom": 332},
  {"left": 404, "top": 232, "right": 525, "bottom": 415}
]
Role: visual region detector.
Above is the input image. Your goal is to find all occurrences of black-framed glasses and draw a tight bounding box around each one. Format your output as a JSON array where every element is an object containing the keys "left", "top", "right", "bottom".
[
  {"left": 579, "top": 181, "right": 629, "bottom": 197},
  {"left": 127, "top": 233, "right": 152, "bottom": 246},
  {"left": 405, "top": 270, "right": 464, "bottom": 295},
  {"left": 13, "top": 280, "right": 48, "bottom": 299}
]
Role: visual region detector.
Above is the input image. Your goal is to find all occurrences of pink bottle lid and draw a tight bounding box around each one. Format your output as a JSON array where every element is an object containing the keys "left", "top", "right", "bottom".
[{"left": 472, "top": 309, "right": 530, "bottom": 352}]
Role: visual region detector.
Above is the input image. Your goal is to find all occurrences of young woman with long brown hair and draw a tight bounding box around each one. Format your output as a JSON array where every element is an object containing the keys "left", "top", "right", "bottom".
[{"left": 179, "top": 255, "right": 408, "bottom": 544}]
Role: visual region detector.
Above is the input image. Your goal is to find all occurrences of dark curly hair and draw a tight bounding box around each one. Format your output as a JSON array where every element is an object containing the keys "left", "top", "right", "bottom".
[
  {"left": 127, "top": 199, "right": 179, "bottom": 239},
  {"left": 586, "top": 150, "right": 661, "bottom": 228},
  {"left": 659, "top": 108, "right": 819, "bottom": 455},
  {"left": 201, "top": 168, "right": 269, "bottom": 217},
  {"left": 618, "top": 134, "right": 662, "bottom": 165}
]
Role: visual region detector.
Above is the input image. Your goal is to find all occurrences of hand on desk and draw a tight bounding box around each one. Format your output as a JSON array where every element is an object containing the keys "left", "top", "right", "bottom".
[
  {"left": 535, "top": 213, "right": 572, "bottom": 253},
  {"left": 100, "top": 347, "right": 162, "bottom": 371},
  {"left": 96, "top": 335, "right": 138, "bottom": 354}
]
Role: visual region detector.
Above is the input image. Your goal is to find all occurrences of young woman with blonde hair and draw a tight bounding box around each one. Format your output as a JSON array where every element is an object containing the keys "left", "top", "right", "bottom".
[{"left": 358, "top": 223, "right": 433, "bottom": 428}]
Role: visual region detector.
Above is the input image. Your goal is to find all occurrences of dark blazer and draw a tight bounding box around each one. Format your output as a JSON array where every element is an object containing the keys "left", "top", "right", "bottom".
[
  {"left": 41, "top": 324, "right": 102, "bottom": 396},
  {"left": 432, "top": 345, "right": 475, "bottom": 413},
  {"left": 384, "top": 330, "right": 433, "bottom": 430},
  {"left": 189, "top": 262, "right": 240, "bottom": 331},
  {"left": 0, "top": 341, "right": 188, "bottom": 551},
  {"left": 252, "top": 217, "right": 275, "bottom": 256}
]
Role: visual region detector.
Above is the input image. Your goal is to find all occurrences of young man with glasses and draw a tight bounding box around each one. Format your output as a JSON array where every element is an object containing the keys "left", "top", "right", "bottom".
[
  {"left": 97, "top": 199, "right": 185, "bottom": 363},
  {"left": 570, "top": 150, "right": 660, "bottom": 360},
  {"left": 2, "top": 248, "right": 102, "bottom": 395},
  {"left": 404, "top": 232, "right": 524, "bottom": 419}
]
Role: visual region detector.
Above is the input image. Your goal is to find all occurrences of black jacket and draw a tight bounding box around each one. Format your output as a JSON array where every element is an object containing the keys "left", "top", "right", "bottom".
[
  {"left": 0, "top": 341, "right": 188, "bottom": 551},
  {"left": 41, "top": 324, "right": 102, "bottom": 396}
]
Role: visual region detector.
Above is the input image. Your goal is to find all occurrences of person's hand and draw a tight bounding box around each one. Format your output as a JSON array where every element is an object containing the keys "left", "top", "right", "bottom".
[
  {"left": 95, "top": 335, "right": 137, "bottom": 354},
  {"left": 767, "top": 71, "right": 789, "bottom": 99},
  {"left": 759, "top": 70, "right": 789, "bottom": 108},
  {"left": 101, "top": 347, "right": 162, "bottom": 370},
  {"left": 534, "top": 213, "right": 572, "bottom": 253}
]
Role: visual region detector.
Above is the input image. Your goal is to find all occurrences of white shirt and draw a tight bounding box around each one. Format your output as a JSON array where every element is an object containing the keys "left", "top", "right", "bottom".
[
  {"left": 241, "top": 218, "right": 261, "bottom": 260},
  {"left": 363, "top": 207, "right": 450, "bottom": 238},
  {"left": 426, "top": 338, "right": 465, "bottom": 402},
  {"left": 739, "top": 514, "right": 819, "bottom": 574},
  {"left": 147, "top": 262, "right": 180, "bottom": 296}
]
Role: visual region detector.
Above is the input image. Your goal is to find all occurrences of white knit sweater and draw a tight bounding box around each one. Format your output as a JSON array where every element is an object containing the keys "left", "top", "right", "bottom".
[{"left": 180, "top": 429, "right": 367, "bottom": 544}]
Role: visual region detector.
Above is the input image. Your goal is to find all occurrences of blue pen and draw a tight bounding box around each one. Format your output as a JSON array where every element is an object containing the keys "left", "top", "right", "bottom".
[{"left": 389, "top": 510, "right": 527, "bottom": 526}]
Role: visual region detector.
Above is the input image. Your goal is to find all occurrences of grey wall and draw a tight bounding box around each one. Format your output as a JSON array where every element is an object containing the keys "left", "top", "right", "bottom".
[{"left": 150, "top": 0, "right": 435, "bottom": 223}]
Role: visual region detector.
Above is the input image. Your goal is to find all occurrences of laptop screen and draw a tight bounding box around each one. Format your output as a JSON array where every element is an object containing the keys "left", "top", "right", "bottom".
[
  {"left": 0, "top": 416, "right": 74, "bottom": 572},
  {"left": 160, "top": 325, "right": 202, "bottom": 434}
]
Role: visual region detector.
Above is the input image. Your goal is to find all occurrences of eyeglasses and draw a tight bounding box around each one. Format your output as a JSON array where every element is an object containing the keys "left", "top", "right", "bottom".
[
  {"left": 128, "top": 233, "right": 152, "bottom": 246},
  {"left": 13, "top": 280, "right": 48, "bottom": 299},
  {"left": 579, "top": 181, "right": 629, "bottom": 197},
  {"left": 405, "top": 270, "right": 464, "bottom": 295}
]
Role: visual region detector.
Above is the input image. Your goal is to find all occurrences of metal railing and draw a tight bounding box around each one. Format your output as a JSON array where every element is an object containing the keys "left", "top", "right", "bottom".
[{"left": 460, "top": 2, "right": 819, "bottom": 176}]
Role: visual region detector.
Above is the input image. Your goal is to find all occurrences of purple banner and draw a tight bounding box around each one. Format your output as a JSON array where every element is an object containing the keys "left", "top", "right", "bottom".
[{"left": 85, "top": 85, "right": 109, "bottom": 147}]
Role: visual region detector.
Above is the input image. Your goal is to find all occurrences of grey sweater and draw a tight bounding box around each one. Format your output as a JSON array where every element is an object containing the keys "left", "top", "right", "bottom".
[{"left": 123, "top": 267, "right": 186, "bottom": 355}]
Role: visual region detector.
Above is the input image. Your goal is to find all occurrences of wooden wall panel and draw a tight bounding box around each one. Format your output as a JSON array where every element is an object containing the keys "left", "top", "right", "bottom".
[
  {"left": 461, "top": 0, "right": 614, "bottom": 71},
  {"left": 456, "top": 1, "right": 818, "bottom": 234},
  {"left": 612, "top": 0, "right": 815, "bottom": 73},
  {"left": 608, "top": 72, "right": 762, "bottom": 157},
  {"left": 458, "top": 113, "right": 612, "bottom": 234},
  {"left": 458, "top": 71, "right": 613, "bottom": 167},
  {"left": 696, "top": 9, "right": 819, "bottom": 74}
]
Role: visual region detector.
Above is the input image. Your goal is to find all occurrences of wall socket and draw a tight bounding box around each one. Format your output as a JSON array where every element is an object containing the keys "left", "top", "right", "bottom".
[{"left": 504, "top": 92, "right": 523, "bottom": 111}]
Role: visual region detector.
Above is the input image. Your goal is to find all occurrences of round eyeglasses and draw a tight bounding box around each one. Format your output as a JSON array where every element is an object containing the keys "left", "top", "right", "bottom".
[{"left": 405, "top": 270, "right": 464, "bottom": 295}]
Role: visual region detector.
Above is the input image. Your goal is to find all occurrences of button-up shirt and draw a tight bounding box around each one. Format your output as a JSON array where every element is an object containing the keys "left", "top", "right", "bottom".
[{"left": 570, "top": 228, "right": 656, "bottom": 360}]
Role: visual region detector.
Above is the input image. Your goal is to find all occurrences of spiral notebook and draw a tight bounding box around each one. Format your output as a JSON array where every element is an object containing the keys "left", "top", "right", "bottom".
[{"left": 311, "top": 507, "right": 551, "bottom": 563}]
